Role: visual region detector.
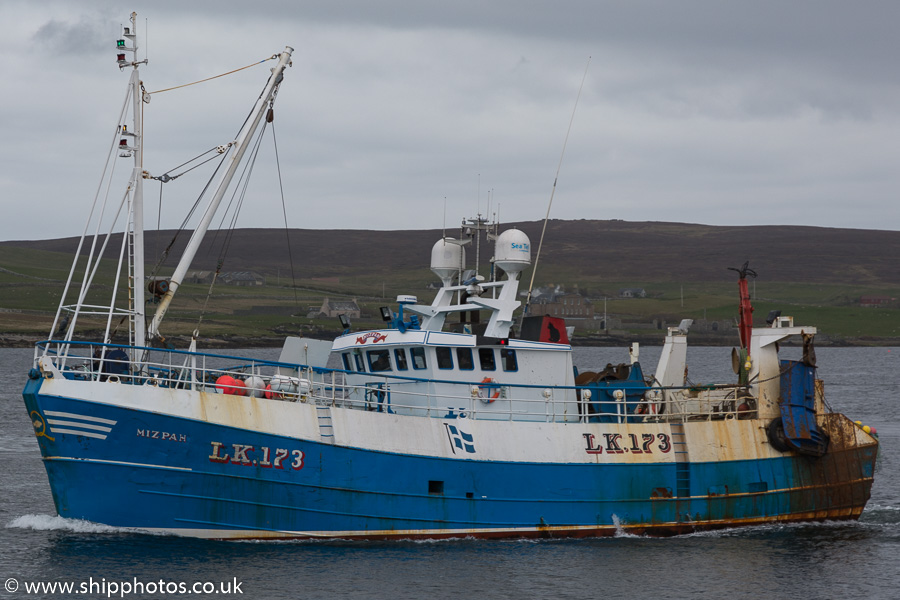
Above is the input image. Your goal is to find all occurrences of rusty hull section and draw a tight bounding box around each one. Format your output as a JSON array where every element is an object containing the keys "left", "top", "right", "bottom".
[{"left": 648, "top": 412, "right": 877, "bottom": 537}]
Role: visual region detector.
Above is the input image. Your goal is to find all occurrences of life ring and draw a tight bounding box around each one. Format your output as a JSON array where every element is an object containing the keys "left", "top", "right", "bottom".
[
  {"left": 478, "top": 377, "right": 500, "bottom": 403},
  {"left": 638, "top": 390, "right": 663, "bottom": 416}
]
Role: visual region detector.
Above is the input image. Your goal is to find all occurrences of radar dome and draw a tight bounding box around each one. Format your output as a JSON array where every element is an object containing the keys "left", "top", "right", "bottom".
[
  {"left": 494, "top": 229, "right": 531, "bottom": 279},
  {"left": 431, "top": 238, "right": 464, "bottom": 285}
]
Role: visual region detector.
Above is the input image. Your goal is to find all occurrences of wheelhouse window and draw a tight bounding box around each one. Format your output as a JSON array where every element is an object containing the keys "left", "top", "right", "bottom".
[
  {"left": 410, "top": 347, "right": 427, "bottom": 370},
  {"left": 456, "top": 347, "right": 474, "bottom": 370},
  {"left": 436, "top": 347, "right": 454, "bottom": 370},
  {"left": 478, "top": 348, "right": 496, "bottom": 371},
  {"left": 367, "top": 349, "right": 391, "bottom": 372},
  {"left": 341, "top": 352, "right": 352, "bottom": 371},
  {"left": 501, "top": 348, "right": 518, "bottom": 372},
  {"left": 394, "top": 348, "right": 409, "bottom": 371},
  {"left": 353, "top": 351, "right": 365, "bottom": 372}
]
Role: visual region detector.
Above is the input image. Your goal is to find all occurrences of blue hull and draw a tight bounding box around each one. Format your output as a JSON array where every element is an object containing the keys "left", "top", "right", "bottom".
[{"left": 24, "top": 377, "right": 877, "bottom": 539}]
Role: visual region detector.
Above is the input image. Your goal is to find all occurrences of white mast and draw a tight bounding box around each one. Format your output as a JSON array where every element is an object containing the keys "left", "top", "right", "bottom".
[
  {"left": 124, "top": 13, "right": 147, "bottom": 350},
  {"left": 148, "top": 46, "right": 294, "bottom": 340}
]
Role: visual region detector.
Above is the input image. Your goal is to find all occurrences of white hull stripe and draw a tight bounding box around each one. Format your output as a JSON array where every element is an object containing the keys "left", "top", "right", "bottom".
[
  {"left": 44, "top": 456, "right": 193, "bottom": 472},
  {"left": 46, "top": 419, "right": 113, "bottom": 433},
  {"left": 44, "top": 410, "right": 117, "bottom": 425},
  {"left": 47, "top": 428, "right": 109, "bottom": 439}
]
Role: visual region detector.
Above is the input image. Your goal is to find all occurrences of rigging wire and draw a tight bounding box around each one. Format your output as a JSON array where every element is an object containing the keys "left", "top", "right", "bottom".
[
  {"left": 144, "top": 53, "right": 281, "bottom": 295},
  {"left": 151, "top": 145, "right": 233, "bottom": 183},
  {"left": 208, "top": 123, "right": 267, "bottom": 254},
  {"left": 178, "top": 71, "right": 274, "bottom": 267},
  {"left": 523, "top": 56, "right": 591, "bottom": 316},
  {"left": 146, "top": 56, "right": 278, "bottom": 95},
  {"left": 147, "top": 73, "right": 262, "bottom": 282},
  {"left": 156, "top": 180, "right": 163, "bottom": 260},
  {"left": 147, "top": 150, "right": 231, "bottom": 280},
  {"left": 145, "top": 65, "right": 289, "bottom": 337},
  {"left": 146, "top": 83, "right": 273, "bottom": 310},
  {"left": 194, "top": 120, "right": 269, "bottom": 333},
  {"left": 271, "top": 117, "right": 300, "bottom": 308},
  {"left": 50, "top": 81, "right": 135, "bottom": 348}
]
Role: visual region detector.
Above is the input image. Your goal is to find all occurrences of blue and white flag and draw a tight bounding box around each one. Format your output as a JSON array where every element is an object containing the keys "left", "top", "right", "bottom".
[{"left": 445, "top": 424, "right": 476, "bottom": 454}]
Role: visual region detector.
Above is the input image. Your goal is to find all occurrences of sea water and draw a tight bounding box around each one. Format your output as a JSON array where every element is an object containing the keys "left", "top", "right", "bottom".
[{"left": 1, "top": 346, "right": 898, "bottom": 600}]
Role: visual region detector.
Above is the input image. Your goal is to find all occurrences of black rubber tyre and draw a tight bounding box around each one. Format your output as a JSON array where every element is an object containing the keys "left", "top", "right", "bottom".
[{"left": 767, "top": 417, "right": 792, "bottom": 453}]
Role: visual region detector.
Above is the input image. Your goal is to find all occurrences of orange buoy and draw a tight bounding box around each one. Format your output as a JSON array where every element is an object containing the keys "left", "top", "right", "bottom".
[{"left": 215, "top": 375, "right": 238, "bottom": 394}]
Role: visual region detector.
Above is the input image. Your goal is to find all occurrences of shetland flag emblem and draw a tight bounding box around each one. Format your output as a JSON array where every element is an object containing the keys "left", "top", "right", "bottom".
[
  {"left": 445, "top": 424, "right": 476, "bottom": 454},
  {"left": 44, "top": 410, "right": 116, "bottom": 440}
]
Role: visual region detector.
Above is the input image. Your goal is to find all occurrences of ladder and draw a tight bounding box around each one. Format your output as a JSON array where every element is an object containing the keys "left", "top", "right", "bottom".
[
  {"left": 316, "top": 405, "right": 335, "bottom": 444},
  {"left": 670, "top": 422, "right": 691, "bottom": 498}
]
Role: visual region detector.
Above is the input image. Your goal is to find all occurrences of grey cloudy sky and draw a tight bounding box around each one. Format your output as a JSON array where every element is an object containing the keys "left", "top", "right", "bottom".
[{"left": 2, "top": 0, "right": 899, "bottom": 241}]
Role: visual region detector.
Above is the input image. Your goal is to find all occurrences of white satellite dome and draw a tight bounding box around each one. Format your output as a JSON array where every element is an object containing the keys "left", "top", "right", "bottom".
[
  {"left": 431, "top": 238, "right": 464, "bottom": 285},
  {"left": 494, "top": 229, "right": 531, "bottom": 279}
]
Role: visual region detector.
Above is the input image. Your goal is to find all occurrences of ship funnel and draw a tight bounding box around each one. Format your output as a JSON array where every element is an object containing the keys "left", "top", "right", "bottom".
[
  {"left": 431, "top": 238, "right": 465, "bottom": 286},
  {"left": 494, "top": 229, "right": 531, "bottom": 280}
]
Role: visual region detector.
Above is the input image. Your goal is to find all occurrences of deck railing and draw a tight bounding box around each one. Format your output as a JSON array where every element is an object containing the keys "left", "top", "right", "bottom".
[{"left": 34, "top": 341, "right": 757, "bottom": 424}]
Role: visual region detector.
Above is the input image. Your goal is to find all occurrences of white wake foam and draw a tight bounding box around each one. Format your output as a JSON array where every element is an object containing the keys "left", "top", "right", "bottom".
[
  {"left": 865, "top": 503, "right": 900, "bottom": 512},
  {"left": 6, "top": 514, "right": 130, "bottom": 534},
  {"left": 611, "top": 514, "right": 642, "bottom": 538}
]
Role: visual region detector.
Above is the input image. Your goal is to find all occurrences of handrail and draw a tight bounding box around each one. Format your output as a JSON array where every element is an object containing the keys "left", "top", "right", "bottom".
[
  {"left": 34, "top": 340, "right": 758, "bottom": 424},
  {"left": 38, "top": 338, "right": 749, "bottom": 394}
]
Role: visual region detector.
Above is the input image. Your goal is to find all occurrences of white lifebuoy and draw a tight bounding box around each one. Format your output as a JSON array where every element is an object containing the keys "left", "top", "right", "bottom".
[{"left": 639, "top": 390, "right": 662, "bottom": 416}]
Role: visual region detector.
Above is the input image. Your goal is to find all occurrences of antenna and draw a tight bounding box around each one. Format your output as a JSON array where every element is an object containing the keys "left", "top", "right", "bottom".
[
  {"left": 487, "top": 188, "right": 494, "bottom": 222},
  {"left": 523, "top": 56, "right": 591, "bottom": 315},
  {"left": 476, "top": 173, "right": 481, "bottom": 217}
]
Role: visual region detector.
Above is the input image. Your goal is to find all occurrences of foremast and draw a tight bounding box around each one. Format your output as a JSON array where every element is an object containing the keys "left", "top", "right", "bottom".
[
  {"left": 147, "top": 46, "right": 294, "bottom": 343},
  {"left": 121, "top": 12, "right": 147, "bottom": 351}
]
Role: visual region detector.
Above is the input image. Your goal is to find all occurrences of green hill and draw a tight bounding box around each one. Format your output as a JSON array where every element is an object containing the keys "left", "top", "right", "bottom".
[{"left": 2, "top": 220, "right": 899, "bottom": 345}]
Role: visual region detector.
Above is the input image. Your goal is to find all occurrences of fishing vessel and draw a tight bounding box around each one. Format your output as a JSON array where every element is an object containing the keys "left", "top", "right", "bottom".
[{"left": 22, "top": 15, "right": 878, "bottom": 540}]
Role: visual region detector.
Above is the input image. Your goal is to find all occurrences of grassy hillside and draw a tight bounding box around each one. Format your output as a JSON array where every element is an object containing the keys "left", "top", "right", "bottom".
[{"left": 2, "top": 220, "right": 899, "bottom": 345}]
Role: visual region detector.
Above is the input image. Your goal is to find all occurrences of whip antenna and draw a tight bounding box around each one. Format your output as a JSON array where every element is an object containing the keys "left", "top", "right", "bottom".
[{"left": 524, "top": 56, "right": 591, "bottom": 314}]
